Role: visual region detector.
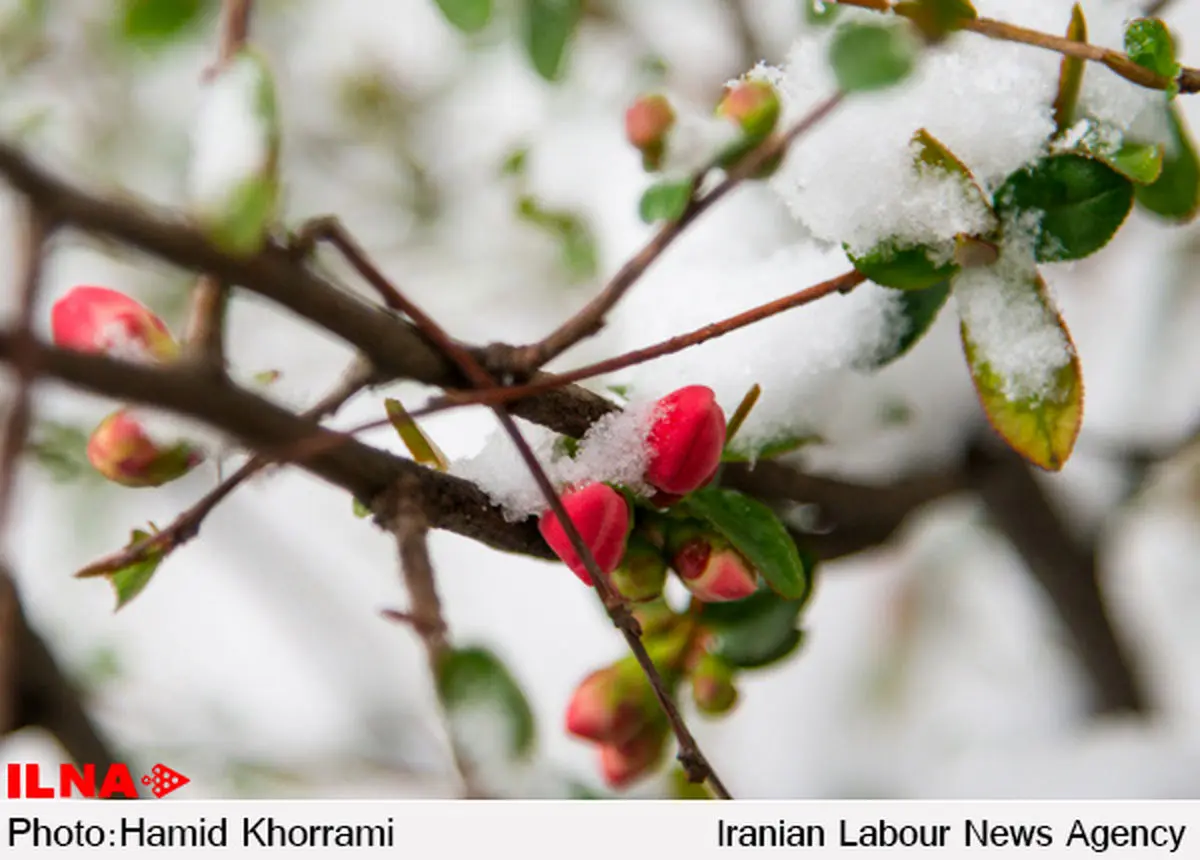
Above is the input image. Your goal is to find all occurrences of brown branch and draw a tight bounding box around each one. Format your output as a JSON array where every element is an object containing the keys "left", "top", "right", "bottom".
[
  {"left": 0, "top": 332, "right": 555, "bottom": 560},
  {"left": 514, "top": 92, "right": 845, "bottom": 371},
  {"left": 965, "top": 439, "right": 1149, "bottom": 715},
  {"left": 74, "top": 357, "right": 378, "bottom": 579},
  {"left": 313, "top": 225, "right": 733, "bottom": 797},
  {"left": 0, "top": 141, "right": 615, "bottom": 439},
  {"left": 384, "top": 484, "right": 487, "bottom": 799},
  {"left": 836, "top": 1, "right": 1199, "bottom": 94}
]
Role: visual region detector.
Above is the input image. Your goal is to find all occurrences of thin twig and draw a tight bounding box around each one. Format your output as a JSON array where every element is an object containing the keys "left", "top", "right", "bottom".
[
  {"left": 387, "top": 487, "right": 487, "bottom": 799},
  {"left": 308, "top": 221, "right": 733, "bottom": 797},
  {"left": 836, "top": 1, "right": 1199, "bottom": 94},
  {"left": 514, "top": 92, "right": 845, "bottom": 371},
  {"left": 74, "top": 356, "right": 377, "bottom": 579},
  {"left": 430, "top": 269, "right": 866, "bottom": 416}
]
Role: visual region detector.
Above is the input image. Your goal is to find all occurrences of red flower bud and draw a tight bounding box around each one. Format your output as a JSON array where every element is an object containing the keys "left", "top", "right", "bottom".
[
  {"left": 598, "top": 726, "right": 668, "bottom": 789},
  {"left": 610, "top": 533, "right": 668, "bottom": 603},
  {"left": 671, "top": 535, "right": 758, "bottom": 603},
  {"left": 565, "top": 666, "right": 650, "bottom": 746},
  {"left": 625, "top": 94, "right": 675, "bottom": 171},
  {"left": 691, "top": 653, "right": 739, "bottom": 715},
  {"left": 51, "top": 286, "right": 179, "bottom": 363},
  {"left": 645, "top": 386, "right": 726, "bottom": 496},
  {"left": 716, "top": 80, "right": 780, "bottom": 140},
  {"left": 87, "top": 409, "right": 204, "bottom": 488},
  {"left": 538, "top": 483, "right": 631, "bottom": 585}
]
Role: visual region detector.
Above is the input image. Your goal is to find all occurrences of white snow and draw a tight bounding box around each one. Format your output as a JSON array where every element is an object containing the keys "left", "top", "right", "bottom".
[
  {"left": 449, "top": 400, "right": 660, "bottom": 520},
  {"left": 952, "top": 218, "right": 1073, "bottom": 402},
  {"left": 766, "top": 0, "right": 1150, "bottom": 257},
  {"left": 604, "top": 242, "right": 909, "bottom": 460},
  {"left": 93, "top": 318, "right": 161, "bottom": 365},
  {"left": 187, "top": 52, "right": 274, "bottom": 215}
]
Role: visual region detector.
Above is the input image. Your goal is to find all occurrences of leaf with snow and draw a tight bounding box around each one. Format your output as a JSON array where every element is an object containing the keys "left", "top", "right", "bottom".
[
  {"left": 1135, "top": 105, "right": 1199, "bottom": 222},
  {"left": 804, "top": 0, "right": 839, "bottom": 25},
  {"left": 188, "top": 49, "right": 280, "bottom": 256},
  {"left": 869, "top": 279, "right": 951, "bottom": 368},
  {"left": 994, "top": 154, "right": 1133, "bottom": 263},
  {"left": 956, "top": 268, "right": 1082, "bottom": 472},
  {"left": 848, "top": 130, "right": 991, "bottom": 291},
  {"left": 433, "top": 0, "right": 491, "bottom": 33},
  {"left": 1059, "top": 119, "right": 1163, "bottom": 185},
  {"left": 828, "top": 20, "right": 918, "bottom": 93},
  {"left": 436, "top": 646, "right": 536, "bottom": 761},
  {"left": 522, "top": 0, "right": 581, "bottom": 82},
  {"left": 1124, "top": 18, "right": 1180, "bottom": 95},
  {"left": 121, "top": 0, "right": 211, "bottom": 46},
  {"left": 1051, "top": 3, "right": 1087, "bottom": 134}
]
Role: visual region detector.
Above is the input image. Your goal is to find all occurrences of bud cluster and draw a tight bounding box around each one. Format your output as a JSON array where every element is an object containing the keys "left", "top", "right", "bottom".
[
  {"left": 623, "top": 77, "right": 784, "bottom": 178},
  {"left": 50, "top": 286, "right": 205, "bottom": 488}
]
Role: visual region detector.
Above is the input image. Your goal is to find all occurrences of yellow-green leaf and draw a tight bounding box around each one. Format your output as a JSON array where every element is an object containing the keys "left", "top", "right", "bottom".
[
  {"left": 724, "top": 384, "right": 761, "bottom": 445},
  {"left": 107, "top": 528, "right": 167, "bottom": 610},
  {"left": 385, "top": 398, "right": 449, "bottom": 471},
  {"left": 960, "top": 277, "right": 1083, "bottom": 471},
  {"left": 1052, "top": 4, "right": 1087, "bottom": 135}
]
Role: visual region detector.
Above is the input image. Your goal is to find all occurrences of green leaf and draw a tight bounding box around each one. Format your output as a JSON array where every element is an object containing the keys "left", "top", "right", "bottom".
[
  {"left": 433, "top": 0, "right": 492, "bottom": 33},
  {"left": 828, "top": 21, "right": 918, "bottom": 93},
  {"left": 871, "top": 279, "right": 952, "bottom": 368},
  {"left": 699, "top": 588, "right": 806, "bottom": 669},
  {"left": 994, "top": 154, "right": 1133, "bottom": 262},
  {"left": 1063, "top": 119, "right": 1164, "bottom": 185},
  {"left": 207, "top": 174, "right": 279, "bottom": 256},
  {"left": 804, "top": 0, "right": 840, "bottom": 25},
  {"left": 436, "top": 646, "right": 536, "bottom": 760},
  {"left": 120, "top": 0, "right": 210, "bottom": 45},
  {"left": 670, "top": 765, "right": 715, "bottom": 799},
  {"left": 683, "top": 487, "right": 810, "bottom": 601},
  {"left": 723, "top": 384, "right": 761, "bottom": 446},
  {"left": 523, "top": 0, "right": 582, "bottom": 82},
  {"left": 1135, "top": 105, "right": 1200, "bottom": 222},
  {"left": 385, "top": 398, "right": 449, "bottom": 471},
  {"left": 960, "top": 274, "right": 1083, "bottom": 471},
  {"left": 1052, "top": 4, "right": 1087, "bottom": 134},
  {"left": 26, "top": 420, "right": 98, "bottom": 483},
  {"left": 848, "top": 242, "right": 957, "bottom": 291},
  {"left": 638, "top": 179, "right": 693, "bottom": 224},
  {"left": 108, "top": 529, "right": 166, "bottom": 610},
  {"left": 1124, "top": 18, "right": 1180, "bottom": 88},
  {"left": 894, "top": 0, "right": 977, "bottom": 42},
  {"left": 352, "top": 498, "right": 372, "bottom": 518}
]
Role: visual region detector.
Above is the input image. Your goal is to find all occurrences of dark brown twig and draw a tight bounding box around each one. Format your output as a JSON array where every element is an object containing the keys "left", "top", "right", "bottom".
[{"left": 514, "top": 92, "right": 845, "bottom": 371}]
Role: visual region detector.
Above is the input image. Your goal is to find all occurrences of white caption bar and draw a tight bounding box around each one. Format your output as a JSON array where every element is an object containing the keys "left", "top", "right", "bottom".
[{"left": 2, "top": 799, "right": 1196, "bottom": 858}]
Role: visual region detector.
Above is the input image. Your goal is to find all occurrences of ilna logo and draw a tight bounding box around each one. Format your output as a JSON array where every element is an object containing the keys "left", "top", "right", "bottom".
[{"left": 5, "top": 763, "right": 190, "bottom": 799}]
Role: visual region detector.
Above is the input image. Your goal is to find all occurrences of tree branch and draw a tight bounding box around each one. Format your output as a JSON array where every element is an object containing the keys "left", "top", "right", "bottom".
[{"left": 383, "top": 483, "right": 486, "bottom": 799}]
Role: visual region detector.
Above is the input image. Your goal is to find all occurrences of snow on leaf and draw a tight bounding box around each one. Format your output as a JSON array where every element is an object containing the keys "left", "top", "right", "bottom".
[
  {"left": 955, "top": 255, "right": 1082, "bottom": 471},
  {"left": 188, "top": 49, "right": 280, "bottom": 256}
]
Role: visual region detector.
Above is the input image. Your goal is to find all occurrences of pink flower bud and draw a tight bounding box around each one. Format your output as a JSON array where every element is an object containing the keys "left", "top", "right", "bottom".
[
  {"left": 538, "top": 483, "right": 631, "bottom": 586},
  {"left": 716, "top": 80, "right": 780, "bottom": 140},
  {"left": 86, "top": 409, "right": 204, "bottom": 488},
  {"left": 645, "top": 386, "right": 726, "bottom": 496},
  {"left": 51, "top": 286, "right": 179, "bottom": 363},
  {"left": 564, "top": 667, "right": 649, "bottom": 746},
  {"left": 625, "top": 94, "right": 675, "bottom": 170},
  {"left": 691, "top": 653, "right": 739, "bottom": 715},
  {"left": 671, "top": 535, "right": 758, "bottom": 603},
  {"left": 598, "top": 726, "right": 667, "bottom": 789}
]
